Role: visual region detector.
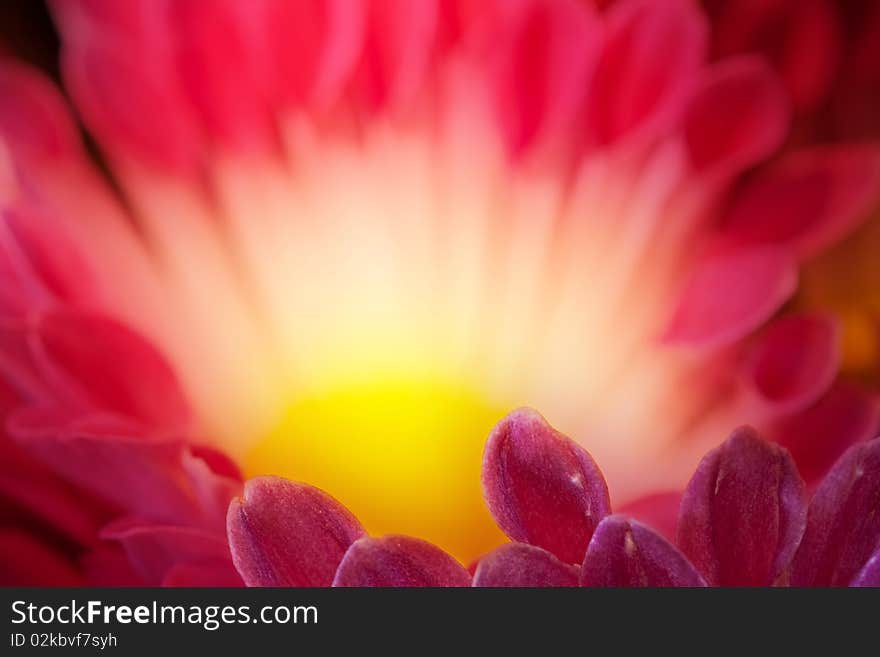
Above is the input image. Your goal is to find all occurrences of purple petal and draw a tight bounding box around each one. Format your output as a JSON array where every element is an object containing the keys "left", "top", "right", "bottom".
[
  {"left": 677, "top": 426, "right": 806, "bottom": 586},
  {"left": 472, "top": 543, "right": 579, "bottom": 587},
  {"left": 791, "top": 438, "right": 880, "bottom": 586},
  {"left": 332, "top": 535, "right": 471, "bottom": 587},
  {"left": 851, "top": 550, "right": 880, "bottom": 588},
  {"left": 580, "top": 516, "right": 705, "bottom": 587},
  {"left": 227, "top": 476, "right": 366, "bottom": 587},
  {"left": 481, "top": 408, "right": 611, "bottom": 565}
]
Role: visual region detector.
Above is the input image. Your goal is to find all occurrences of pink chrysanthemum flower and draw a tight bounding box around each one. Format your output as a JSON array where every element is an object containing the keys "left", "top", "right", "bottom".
[{"left": 0, "top": 0, "right": 878, "bottom": 585}]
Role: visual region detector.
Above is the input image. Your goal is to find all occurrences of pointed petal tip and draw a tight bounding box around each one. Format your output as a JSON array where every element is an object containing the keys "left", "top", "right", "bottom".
[
  {"left": 482, "top": 408, "right": 610, "bottom": 565},
  {"left": 677, "top": 426, "right": 806, "bottom": 586},
  {"left": 227, "top": 476, "right": 365, "bottom": 587},
  {"left": 581, "top": 515, "right": 706, "bottom": 587}
]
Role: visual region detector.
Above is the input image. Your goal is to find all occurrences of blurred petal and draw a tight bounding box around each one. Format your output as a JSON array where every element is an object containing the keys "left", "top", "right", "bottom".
[
  {"left": 161, "top": 560, "right": 244, "bottom": 587},
  {"left": 227, "top": 476, "right": 365, "bottom": 587},
  {"left": 481, "top": 408, "right": 610, "bottom": 564},
  {"left": 0, "top": 527, "right": 83, "bottom": 586},
  {"left": 791, "top": 438, "right": 880, "bottom": 586},
  {"left": 588, "top": 0, "right": 706, "bottom": 147},
  {"left": 718, "top": 145, "right": 880, "bottom": 260},
  {"left": 9, "top": 407, "right": 238, "bottom": 530},
  {"left": 744, "top": 313, "right": 840, "bottom": 416},
  {"left": 332, "top": 535, "right": 471, "bottom": 587},
  {"left": 773, "top": 382, "right": 880, "bottom": 485},
  {"left": 101, "top": 516, "right": 237, "bottom": 585},
  {"left": 677, "top": 427, "right": 806, "bottom": 586},
  {"left": 472, "top": 542, "right": 579, "bottom": 587},
  {"left": 662, "top": 247, "right": 797, "bottom": 349},
  {"left": 581, "top": 516, "right": 705, "bottom": 587},
  {"left": 30, "top": 310, "right": 192, "bottom": 433},
  {"left": 618, "top": 491, "right": 681, "bottom": 542},
  {"left": 684, "top": 57, "right": 788, "bottom": 177},
  {"left": 492, "top": 0, "right": 600, "bottom": 156},
  {"left": 0, "top": 57, "right": 81, "bottom": 165}
]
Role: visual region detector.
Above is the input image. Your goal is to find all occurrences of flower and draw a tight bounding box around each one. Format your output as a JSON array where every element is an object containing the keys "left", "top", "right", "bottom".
[
  {"left": 226, "top": 408, "right": 880, "bottom": 587},
  {"left": 0, "top": 0, "right": 878, "bottom": 585}
]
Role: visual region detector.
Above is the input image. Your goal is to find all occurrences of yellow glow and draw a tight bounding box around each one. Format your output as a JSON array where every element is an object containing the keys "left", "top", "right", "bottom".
[
  {"left": 244, "top": 378, "right": 509, "bottom": 562},
  {"left": 798, "top": 212, "right": 880, "bottom": 379}
]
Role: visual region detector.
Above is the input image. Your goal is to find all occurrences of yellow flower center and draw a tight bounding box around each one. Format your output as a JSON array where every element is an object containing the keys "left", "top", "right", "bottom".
[{"left": 245, "top": 378, "right": 508, "bottom": 561}]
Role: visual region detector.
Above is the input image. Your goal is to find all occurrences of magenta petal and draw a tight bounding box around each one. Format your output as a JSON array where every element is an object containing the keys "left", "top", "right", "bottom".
[
  {"left": 580, "top": 516, "right": 705, "bottom": 587},
  {"left": 662, "top": 246, "right": 797, "bottom": 349},
  {"left": 8, "top": 407, "right": 239, "bottom": 530},
  {"left": 588, "top": 0, "right": 707, "bottom": 147},
  {"left": 481, "top": 408, "right": 611, "bottom": 565},
  {"left": 492, "top": 0, "right": 600, "bottom": 156},
  {"left": 472, "top": 542, "right": 579, "bottom": 587},
  {"left": 0, "top": 57, "right": 81, "bottom": 165},
  {"left": 718, "top": 145, "right": 880, "bottom": 260},
  {"left": 772, "top": 382, "right": 880, "bottom": 485},
  {"left": 101, "top": 517, "right": 236, "bottom": 586},
  {"left": 851, "top": 550, "right": 880, "bottom": 588},
  {"left": 31, "top": 310, "right": 192, "bottom": 433},
  {"left": 745, "top": 313, "right": 840, "bottom": 416},
  {"left": 227, "top": 476, "right": 365, "bottom": 587},
  {"left": 677, "top": 427, "right": 806, "bottom": 586},
  {"left": 332, "top": 535, "right": 471, "bottom": 587},
  {"left": 791, "top": 438, "right": 880, "bottom": 586},
  {"left": 684, "top": 56, "right": 788, "bottom": 177}
]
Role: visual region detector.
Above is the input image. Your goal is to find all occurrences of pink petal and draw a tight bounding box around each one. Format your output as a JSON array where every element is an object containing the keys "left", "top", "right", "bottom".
[
  {"left": 851, "top": 550, "right": 880, "bottom": 588},
  {"left": 744, "top": 313, "right": 840, "bottom": 416},
  {"left": 710, "top": 0, "right": 840, "bottom": 113},
  {"left": 227, "top": 476, "right": 365, "bottom": 587},
  {"left": 169, "top": 0, "right": 274, "bottom": 150},
  {"left": 580, "top": 516, "right": 706, "bottom": 587},
  {"left": 617, "top": 490, "right": 682, "bottom": 542},
  {"left": 683, "top": 56, "right": 788, "bottom": 177},
  {"left": 772, "top": 382, "right": 880, "bottom": 486},
  {"left": 29, "top": 310, "right": 191, "bottom": 433},
  {"left": 662, "top": 246, "right": 797, "bottom": 349},
  {"left": 491, "top": 0, "right": 601, "bottom": 157},
  {"left": 0, "top": 57, "right": 81, "bottom": 165},
  {"left": 101, "top": 516, "right": 237, "bottom": 585},
  {"left": 677, "top": 426, "right": 806, "bottom": 586},
  {"left": 717, "top": 145, "right": 880, "bottom": 260},
  {"left": 587, "top": 0, "right": 707, "bottom": 147},
  {"left": 472, "top": 542, "right": 579, "bottom": 587},
  {"left": 481, "top": 408, "right": 610, "bottom": 565},
  {"left": 58, "top": 34, "right": 201, "bottom": 172},
  {"left": 8, "top": 406, "right": 239, "bottom": 530},
  {"left": 1, "top": 206, "right": 99, "bottom": 311},
  {"left": 353, "top": 0, "right": 438, "bottom": 112},
  {"left": 0, "top": 435, "right": 107, "bottom": 547},
  {"left": 791, "top": 438, "right": 880, "bottom": 586},
  {"left": 332, "top": 535, "right": 471, "bottom": 587},
  {"left": 263, "top": 0, "right": 365, "bottom": 110}
]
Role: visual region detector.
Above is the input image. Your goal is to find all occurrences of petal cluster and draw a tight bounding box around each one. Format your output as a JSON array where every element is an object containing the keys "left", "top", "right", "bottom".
[{"left": 225, "top": 408, "right": 880, "bottom": 587}]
